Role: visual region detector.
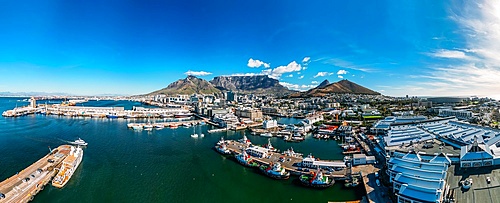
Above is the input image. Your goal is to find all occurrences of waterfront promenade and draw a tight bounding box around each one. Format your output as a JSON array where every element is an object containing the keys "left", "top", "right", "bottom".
[{"left": 0, "top": 145, "right": 72, "bottom": 203}]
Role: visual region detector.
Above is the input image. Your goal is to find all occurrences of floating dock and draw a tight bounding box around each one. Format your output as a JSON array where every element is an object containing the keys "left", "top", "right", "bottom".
[{"left": 0, "top": 145, "right": 73, "bottom": 203}]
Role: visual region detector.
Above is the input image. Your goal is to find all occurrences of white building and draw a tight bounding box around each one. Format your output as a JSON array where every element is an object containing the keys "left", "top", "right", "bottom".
[{"left": 263, "top": 120, "right": 278, "bottom": 129}]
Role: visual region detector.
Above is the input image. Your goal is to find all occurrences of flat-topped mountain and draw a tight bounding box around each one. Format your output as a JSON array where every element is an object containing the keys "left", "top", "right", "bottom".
[
  {"left": 148, "top": 75, "right": 220, "bottom": 95},
  {"left": 210, "top": 75, "right": 292, "bottom": 94}
]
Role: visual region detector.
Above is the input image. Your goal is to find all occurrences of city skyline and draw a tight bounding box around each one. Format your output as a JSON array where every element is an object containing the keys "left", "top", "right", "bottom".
[{"left": 0, "top": 0, "right": 499, "bottom": 99}]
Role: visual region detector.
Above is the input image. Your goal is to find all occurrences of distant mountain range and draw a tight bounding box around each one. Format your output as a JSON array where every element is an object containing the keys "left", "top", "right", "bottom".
[
  {"left": 0, "top": 92, "right": 72, "bottom": 97},
  {"left": 290, "top": 79, "right": 380, "bottom": 97},
  {"left": 147, "top": 76, "right": 379, "bottom": 97}
]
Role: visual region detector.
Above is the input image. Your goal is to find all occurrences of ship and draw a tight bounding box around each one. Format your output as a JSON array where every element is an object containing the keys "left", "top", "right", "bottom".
[
  {"left": 174, "top": 112, "right": 193, "bottom": 118},
  {"left": 299, "top": 169, "right": 334, "bottom": 188},
  {"left": 259, "top": 162, "right": 290, "bottom": 180},
  {"left": 215, "top": 138, "right": 231, "bottom": 155},
  {"left": 70, "top": 138, "right": 88, "bottom": 146},
  {"left": 52, "top": 146, "right": 83, "bottom": 188},
  {"left": 235, "top": 149, "right": 259, "bottom": 167}
]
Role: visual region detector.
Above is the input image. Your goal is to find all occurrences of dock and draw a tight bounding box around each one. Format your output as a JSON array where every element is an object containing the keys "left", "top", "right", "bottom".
[
  {"left": 0, "top": 145, "right": 73, "bottom": 203},
  {"left": 223, "top": 140, "right": 347, "bottom": 179}
]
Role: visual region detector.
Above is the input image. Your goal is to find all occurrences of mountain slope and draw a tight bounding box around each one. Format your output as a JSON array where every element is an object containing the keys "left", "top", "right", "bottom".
[
  {"left": 317, "top": 79, "right": 330, "bottom": 89},
  {"left": 148, "top": 76, "right": 220, "bottom": 95},
  {"left": 306, "top": 79, "right": 380, "bottom": 96}
]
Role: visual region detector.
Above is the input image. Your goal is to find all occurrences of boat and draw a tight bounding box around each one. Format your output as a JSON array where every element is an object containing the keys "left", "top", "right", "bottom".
[
  {"left": 70, "top": 138, "right": 88, "bottom": 146},
  {"left": 199, "top": 133, "right": 205, "bottom": 138},
  {"left": 299, "top": 169, "right": 334, "bottom": 188},
  {"left": 264, "top": 138, "right": 277, "bottom": 152},
  {"left": 260, "top": 132, "right": 273, "bottom": 137},
  {"left": 259, "top": 162, "right": 290, "bottom": 180},
  {"left": 132, "top": 125, "right": 143, "bottom": 130},
  {"left": 154, "top": 124, "right": 165, "bottom": 129},
  {"left": 238, "top": 134, "right": 252, "bottom": 144},
  {"left": 106, "top": 114, "right": 118, "bottom": 119},
  {"left": 191, "top": 125, "right": 198, "bottom": 138},
  {"left": 52, "top": 146, "right": 83, "bottom": 188},
  {"left": 235, "top": 149, "right": 259, "bottom": 167},
  {"left": 215, "top": 140, "right": 231, "bottom": 155},
  {"left": 127, "top": 123, "right": 135, "bottom": 128},
  {"left": 216, "top": 137, "right": 225, "bottom": 146},
  {"left": 174, "top": 112, "right": 193, "bottom": 118}
]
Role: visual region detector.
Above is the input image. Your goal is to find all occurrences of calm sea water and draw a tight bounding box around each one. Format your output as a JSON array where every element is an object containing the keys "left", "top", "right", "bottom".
[{"left": 0, "top": 98, "right": 362, "bottom": 203}]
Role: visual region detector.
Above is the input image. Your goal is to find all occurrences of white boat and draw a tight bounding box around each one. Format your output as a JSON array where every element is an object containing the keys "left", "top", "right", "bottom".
[
  {"left": 52, "top": 146, "right": 83, "bottom": 188},
  {"left": 260, "top": 132, "right": 273, "bottom": 137},
  {"left": 154, "top": 124, "right": 165, "bottom": 129},
  {"left": 70, "top": 138, "right": 88, "bottom": 146},
  {"left": 143, "top": 123, "right": 154, "bottom": 129},
  {"left": 132, "top": 125, "right": 143, "bottom": 130},
  {"left": 199, "top": 133, "right": 205, "bottom": 138},
  {"left": 191, "top": 134, "right": 198, "bottom": 138}
]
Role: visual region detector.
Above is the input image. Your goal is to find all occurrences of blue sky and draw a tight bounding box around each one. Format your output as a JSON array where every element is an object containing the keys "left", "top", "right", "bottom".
[{"left": 0, "top": 0, "right": 499, "bottom": 98}]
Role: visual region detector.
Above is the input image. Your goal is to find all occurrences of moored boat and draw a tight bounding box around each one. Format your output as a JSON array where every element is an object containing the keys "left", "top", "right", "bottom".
[
  {"left": 299, "top": 170, "right": 334, "bottom": 188},
  {"left": 215, "top": 140, "right": 231, "bottom": 155},
  {"left": 235, "top": 149, "right": 259, "bottom": 167},
  {"left": 259, "top": 162, "right": 290, "bottom": 180},
  {"left": 52, "top": 146, "right": 83, "bottom": 188},
  {"left": 260, "top": 132, "right": 273, "bottom": 137}
]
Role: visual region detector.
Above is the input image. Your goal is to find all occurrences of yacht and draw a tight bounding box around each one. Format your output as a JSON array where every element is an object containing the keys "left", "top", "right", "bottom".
[
  {"left": 52, "top": 146, "right": 83, "bottom": 188},
  {"left": 70, "top": 138, "right": 88, "bottom": 146},
  {"left": 260, "top": 132, "right": 273, "bottom": 137}
]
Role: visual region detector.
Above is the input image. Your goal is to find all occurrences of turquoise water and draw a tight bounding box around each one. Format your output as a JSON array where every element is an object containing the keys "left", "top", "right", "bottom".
[{"left": 0, "top": 98, "right": 362, "bottom": 202}]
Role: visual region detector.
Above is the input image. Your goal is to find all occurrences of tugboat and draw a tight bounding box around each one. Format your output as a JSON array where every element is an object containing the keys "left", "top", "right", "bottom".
[
  {"left": 215, "top": 140, "right": 231, "bottom": 155},
  {"left": 299, "top": 169, "right": 334, "bottom": 188},
  {"left": 264, "top": 138, "right": 277, "bottom": 152},
  {"left": 238, "top": 134, "right": 252, "bottom": 145},
  {"left": 259, "top": 162, "right": 290, "bottom": 180},
  {"left": 235, "top": 149, "right": 259, "bottom": 167}
]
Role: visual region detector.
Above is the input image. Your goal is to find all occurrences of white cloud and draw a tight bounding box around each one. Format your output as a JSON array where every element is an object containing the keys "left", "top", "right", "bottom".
[
  {"left": 184, "top": 70, "right": 212, "bottom": 76},
  {"left": 265, "top": 61, "right": 302, "bottom": 79},
  {"left": 311, "top": 81, "right": 318, "bottom": 84},
  {"left": 338, "top": 75, "right": 344, "bottom": 79},
  {"left": 302, "top": 57, "right": 310, "bottom": 63},
  {"left": 298, "top": 75, "right": 304, "bottom": 79},
  {"left": 227, "top": 73, "right": 264, "bottom": 77},
  {"left": 280, "top": 82, "right": 316, "bottom": 91},
  {"left": 428, "top": 49, "right": 469, "bottom": 59},
  {"left": 247, "top": 58, "right": 270, "bottom": 68},
  {"left": 286, "top": 74, "right": 293, "bottom": 78},
  {"left": 313, "top": 71, "right": 331, "bottom": 78},
  {"left": 297, "top": 72, "right": 301, "bottom": 75},
  {"left": 337, "top": 70, "right": 348, "bottom": 75}
]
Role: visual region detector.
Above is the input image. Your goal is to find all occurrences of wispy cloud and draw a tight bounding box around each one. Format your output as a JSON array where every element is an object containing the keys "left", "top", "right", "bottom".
[
  {"left": 324, "top": 58, "right": 375, "bottom": 72},
  {"left": 311, "top": 81, "right": 318, "bottom": 84},
  {"left": 298, "top": 75, "right": 304, "bottom": 79},
  {"left": 247, "top": 58, "right": 270, "bottom": 68},
  {"left": 227, "top": 73, "right": 264, "bottom": 77},
  {"left": 184, "top": 70, "right": 212, "bottom": 76},
  {"left": 286, "top": 74, "right": 293, "bottom": 78},
  {"left": 337, "top": 70, "right": 348, "bottom": 75},
  {"left": 414, "top": 0, "right": 500, "bottom": 99},
  {"left": 427, "top": 49, "right": 470, "bottom": 59}
]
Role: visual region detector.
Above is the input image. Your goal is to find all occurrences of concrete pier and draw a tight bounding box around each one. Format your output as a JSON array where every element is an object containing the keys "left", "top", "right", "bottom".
[
  {"left": 223, "top": 140, "right": 347, "bottom": 179},
  {"left": 0, "top": 145, "right": 72, "bottom": 203}
]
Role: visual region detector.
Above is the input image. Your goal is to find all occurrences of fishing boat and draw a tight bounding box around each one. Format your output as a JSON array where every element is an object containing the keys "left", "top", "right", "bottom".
[
  {"left": 70, "top": 138, "right": 88, "bottom": 146},
  {"left": 235, "top": 149, "right": 259, "bottom": 167},
  {"left": 52, "top": 146, "right": 83, "bottom": 188},
  {"left": 299, "top": 169, "right": 334, "bottom": 188},
  {"left": 259, "top": 162, "right": 290, "bottom": 180}
]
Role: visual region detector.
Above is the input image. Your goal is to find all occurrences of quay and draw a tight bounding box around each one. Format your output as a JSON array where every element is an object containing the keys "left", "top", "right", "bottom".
[
  {"left": 0, "top": 145, "right": 72, "bottom": 203},
  {"left": 223, "top": 139, "right": 348, "bottom": 179},
  {"left": 127, "top": 119, "right": 206, "bottom": 129}
]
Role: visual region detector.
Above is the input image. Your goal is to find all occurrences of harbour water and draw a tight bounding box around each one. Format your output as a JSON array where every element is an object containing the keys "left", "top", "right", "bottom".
[{"left": 0, "top": 97, "right": 362, "bottom": 202}]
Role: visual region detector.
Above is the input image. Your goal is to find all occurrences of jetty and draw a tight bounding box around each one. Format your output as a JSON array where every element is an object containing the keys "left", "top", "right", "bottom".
[
  {"left": 0, "top": 145, "right": 73, "bottom": 203},
  {"left": 223, "top": 139, "right": 347, "bottom": 179}
]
